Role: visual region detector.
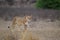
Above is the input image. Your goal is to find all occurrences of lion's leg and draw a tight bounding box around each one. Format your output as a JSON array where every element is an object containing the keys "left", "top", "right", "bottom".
[{"left": 25, "top": 25, "right": 27, "bottom": 30}]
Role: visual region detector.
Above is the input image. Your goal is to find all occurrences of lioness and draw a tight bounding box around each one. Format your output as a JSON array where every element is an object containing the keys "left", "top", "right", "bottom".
[{"left": 8, "top": 15, "right": 32, "bottom": 32}]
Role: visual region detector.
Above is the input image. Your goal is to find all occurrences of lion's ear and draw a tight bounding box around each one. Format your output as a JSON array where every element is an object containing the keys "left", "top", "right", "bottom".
[{"left": 30, "top": 14, "right": 32, "bottom": 17}]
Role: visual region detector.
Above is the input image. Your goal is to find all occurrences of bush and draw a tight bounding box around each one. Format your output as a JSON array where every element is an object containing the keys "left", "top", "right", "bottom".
[{"left": 36, "top": 0, "right": 60, "bottom": 9}]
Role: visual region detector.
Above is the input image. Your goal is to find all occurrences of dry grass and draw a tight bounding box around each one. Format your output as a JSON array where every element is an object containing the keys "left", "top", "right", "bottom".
[
  {"left": 21, "top": 29, "right": 39, "bottom": 40},
  {"left": 21, "top": 30, "right": 32, "bottom": 40},
  {"left": 0, "top": 29, "right": 39, "bottom": 40},
  {"left": 0, "top": 18, "right": 60, "bottom": 40}
]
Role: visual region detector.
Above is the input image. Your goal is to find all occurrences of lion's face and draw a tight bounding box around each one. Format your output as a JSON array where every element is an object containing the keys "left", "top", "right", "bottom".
[{"left": 25, "top": 15, "right": 32, "bottom": 22}]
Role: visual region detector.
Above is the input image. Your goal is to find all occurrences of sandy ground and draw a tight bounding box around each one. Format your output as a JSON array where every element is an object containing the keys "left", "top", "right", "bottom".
[{"left": 0, "top": 18, "right": 60, "bottom": 40}]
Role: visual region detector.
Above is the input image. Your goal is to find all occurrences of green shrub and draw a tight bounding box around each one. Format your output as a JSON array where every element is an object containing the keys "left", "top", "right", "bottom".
[{"left": 36, "top": 0, "right": 60, "bottom": 9}]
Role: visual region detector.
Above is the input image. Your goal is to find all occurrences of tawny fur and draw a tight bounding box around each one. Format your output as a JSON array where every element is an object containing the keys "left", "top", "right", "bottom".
[{"left": 9, "top": 15, "right": 32, "bottom": 32}]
